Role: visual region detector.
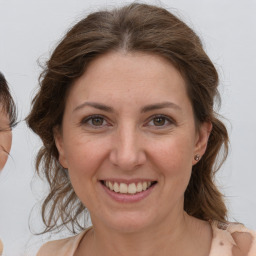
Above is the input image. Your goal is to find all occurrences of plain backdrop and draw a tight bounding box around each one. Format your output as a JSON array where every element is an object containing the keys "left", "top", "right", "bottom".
[{"left": 0, "top": 0, "right": 255, "bottom": 255}]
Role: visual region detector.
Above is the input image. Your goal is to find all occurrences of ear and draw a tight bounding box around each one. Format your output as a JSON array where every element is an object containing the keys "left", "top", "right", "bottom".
[
  {"left": 53, "top": 126, "right": 68, "bottom": 169},
  {"left": 193, "top": 121, "right": 212, "bottom": 165}
]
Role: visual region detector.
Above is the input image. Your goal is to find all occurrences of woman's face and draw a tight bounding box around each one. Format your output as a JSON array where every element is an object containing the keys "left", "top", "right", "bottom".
[
  {"left": 55, "top": 51, "right": 211, "bottom": 232},
  {"left": 0, "top": 107, "right": 12, "bottom": 170}
]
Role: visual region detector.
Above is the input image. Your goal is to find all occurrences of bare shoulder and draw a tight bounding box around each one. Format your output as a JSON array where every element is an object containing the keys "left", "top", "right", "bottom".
[
  {"left": 36, "top": 229, "right": 89, "bottom": 256},
  {"left": 37, "top": 237, "right": 73, "bottom": 256},
  {"left": 229, "top": 224, "right": 256, "bottom": 256}
]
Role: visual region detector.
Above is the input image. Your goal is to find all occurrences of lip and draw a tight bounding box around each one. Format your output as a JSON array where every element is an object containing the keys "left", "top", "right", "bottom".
[
  {"left": 100, "top": 178, "right": 155, "bottom": 184},
  {"left": 100, "top": 180, "right": 157, "bottom": 203}
]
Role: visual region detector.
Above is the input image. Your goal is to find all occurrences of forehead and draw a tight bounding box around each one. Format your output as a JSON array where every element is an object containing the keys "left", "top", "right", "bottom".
[{"left": 66, "top": 51, "right": 189, "bottom": 107}]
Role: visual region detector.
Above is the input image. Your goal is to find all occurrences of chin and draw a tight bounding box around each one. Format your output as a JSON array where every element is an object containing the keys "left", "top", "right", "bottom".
[{"left": 103, "top": 211, "right": 155, "bottom": 233}]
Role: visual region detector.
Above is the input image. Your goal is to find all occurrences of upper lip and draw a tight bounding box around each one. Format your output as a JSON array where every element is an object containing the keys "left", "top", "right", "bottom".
[{"left": 99, "top": 179, "right": 157, "bottom": 185}]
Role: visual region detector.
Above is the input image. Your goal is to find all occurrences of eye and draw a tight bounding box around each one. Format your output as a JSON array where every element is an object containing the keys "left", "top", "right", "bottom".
[
  {"left": 90, "top": 116, "right": 105, "bottom": 126},
  {"left": 152, "top": 116, "right": 166, "bottom": 126},
  {"left": 146, "top": 115, "right": 174, "bottom": 128},
  {"left": 81, "top": 115, "right": 109, "bottom": 128}
]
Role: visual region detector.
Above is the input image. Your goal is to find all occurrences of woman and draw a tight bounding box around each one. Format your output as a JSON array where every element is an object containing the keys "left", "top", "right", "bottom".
[
  {"left": 27, "top": 3, "right": 256, "bottom": 256},
  {"left": 0, "top": 72, "right": 17, "bottom": 255}
]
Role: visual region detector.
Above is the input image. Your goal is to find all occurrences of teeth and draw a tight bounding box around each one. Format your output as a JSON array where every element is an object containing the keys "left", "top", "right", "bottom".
[
  {"left": 136, "top": 182, "right": 143, "bottom": 192},
  {"left": 142, "top": 181, "right": 148, "bottom": 191},
  {"left": 120, "top": 183, "right": 128, "bottom": 193},
  {"left": 104, "top": 181, "right": 153, "bottom": 194},
  {"left": 113, "top": 182, "right": 120, "bottom": 193},
  {"left": 128, "top": 183, "right": 137, "bottom": 194}
]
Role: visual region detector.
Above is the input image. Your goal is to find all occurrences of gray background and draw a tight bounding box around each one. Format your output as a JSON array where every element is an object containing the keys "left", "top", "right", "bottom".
[{"left": 0, "top": 0, "right": 255, "bottom": 255}]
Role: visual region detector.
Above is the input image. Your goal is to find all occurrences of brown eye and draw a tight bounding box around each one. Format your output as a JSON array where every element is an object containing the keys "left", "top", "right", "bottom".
[
  {"left": 153, "top": 117, "right": 166, "bottom": 126},
  {"left": 91, "top": 117, "right": 104, "bottom": 126},
  {"left": 81, "top": 115, "right": 108, "bottom": 128},
  {"left": 146, "top": 115, "right": 174, "bottom": 129}
]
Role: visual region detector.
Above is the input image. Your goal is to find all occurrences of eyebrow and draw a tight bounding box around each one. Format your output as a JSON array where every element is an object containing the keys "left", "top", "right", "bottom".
[
  {"left": 141, "top": 102, "right": 182, "bottom": 113},
  {"left": 73, "top": 102, "right": 114, "bottom": 113},
  {"left": 73, "top": 101, "right": 181, "bottom": 113}
]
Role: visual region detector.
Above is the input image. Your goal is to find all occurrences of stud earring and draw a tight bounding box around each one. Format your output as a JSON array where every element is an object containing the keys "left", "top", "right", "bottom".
[{"left": 194, "top": 154, "right": 200, "bottom": 161}]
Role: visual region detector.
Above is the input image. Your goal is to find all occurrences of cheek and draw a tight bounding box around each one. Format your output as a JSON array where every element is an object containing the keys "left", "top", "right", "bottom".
[
  {"left": 150, "top": 134, "right": 194, "bottom": 181},
  {"left": 64, "top": 134, "right": 109, "bottom": 178},
  {"left": 0, "top": 131, "right": 12, "bottom": 170},
  {"left": 0, "top": 154, "right": 8, "bottom": 170},
  {"left": 63, "top": 136, "right": 111, "bottom": 210},
  {"left": 1, "top": 131, "right": 12, "bottom": 151}
]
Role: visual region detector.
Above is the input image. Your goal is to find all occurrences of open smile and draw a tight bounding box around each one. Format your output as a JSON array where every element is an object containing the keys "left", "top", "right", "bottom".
[{"left": 100, "top": 180, "right": 157, "bottom": 195}]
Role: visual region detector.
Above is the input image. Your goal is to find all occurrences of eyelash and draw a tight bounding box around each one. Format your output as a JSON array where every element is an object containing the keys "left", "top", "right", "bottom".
[
  {"left": 80, "top": 115, "right": 110, "bottom": 128},
  {"left": 145, "top": 114, "right": 176, "bottom": 128},
  {"left": 80, "top": 114, "right": 176, "bottom": 129}
]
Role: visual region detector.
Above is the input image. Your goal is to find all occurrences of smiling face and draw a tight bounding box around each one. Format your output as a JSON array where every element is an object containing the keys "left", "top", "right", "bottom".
[
  {"left": 55, "top": 51, "right": 211, "bottom": 233},
  {"left": 0, "top": 107, "right": 12, "bottom": 171}
]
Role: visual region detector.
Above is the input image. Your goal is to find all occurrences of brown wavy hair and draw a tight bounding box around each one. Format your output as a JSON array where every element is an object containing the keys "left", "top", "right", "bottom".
[
  {"left": 0, "top": 72, "right": 17, "bottom": 131},
  {"left": 27, "top": 3, "right": 228, "bottom": 233}
]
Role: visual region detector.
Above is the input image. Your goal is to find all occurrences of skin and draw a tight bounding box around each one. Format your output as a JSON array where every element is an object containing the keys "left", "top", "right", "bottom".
[
  {"left": 0, "top": 107, "right": 12, "bottom": 171},
  {"left": 55, "top": 51, "right": 213, "bottom": 256}
]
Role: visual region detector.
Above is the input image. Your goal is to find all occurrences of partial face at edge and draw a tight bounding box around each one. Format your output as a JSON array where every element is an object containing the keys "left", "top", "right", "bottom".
[
  {"left": 54, "top": 51, "right": 212, "bottom": 232},
  {"left": 0, "top": 107, "right": 12, "bottom": 171}
]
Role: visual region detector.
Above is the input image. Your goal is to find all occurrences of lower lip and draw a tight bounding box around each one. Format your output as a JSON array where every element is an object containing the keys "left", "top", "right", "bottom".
[{"left": 100, "top": 182, "right": 156, "bottom": 203}]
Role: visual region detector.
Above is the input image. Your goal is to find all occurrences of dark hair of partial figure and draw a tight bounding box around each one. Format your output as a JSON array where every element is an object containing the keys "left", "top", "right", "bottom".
[
  {"left": 27, "top": 3, "right": 229, "bottom": 233},
  {"left": 0, "top": 72, "right": 17, "bottom": 130}
]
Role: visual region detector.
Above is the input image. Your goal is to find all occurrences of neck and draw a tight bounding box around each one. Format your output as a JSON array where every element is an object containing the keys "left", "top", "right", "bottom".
[{"left": 78, "top": 211, "right": 211, "bottom": 256}]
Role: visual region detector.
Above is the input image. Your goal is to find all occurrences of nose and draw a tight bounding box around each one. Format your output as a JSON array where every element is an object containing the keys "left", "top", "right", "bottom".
[{"left": 109, "top": 125, "right": 146, "bottom": 171}]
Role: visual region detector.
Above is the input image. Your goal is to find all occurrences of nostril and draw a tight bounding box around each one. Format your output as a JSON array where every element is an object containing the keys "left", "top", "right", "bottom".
[{"left": 109, "top": 149, "right": 147, "bottom": 171}]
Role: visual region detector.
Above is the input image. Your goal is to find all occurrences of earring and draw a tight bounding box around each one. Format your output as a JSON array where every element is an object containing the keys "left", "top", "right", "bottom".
[{"left": 194, "top": 154, "right": 200, "bottom": 161}]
